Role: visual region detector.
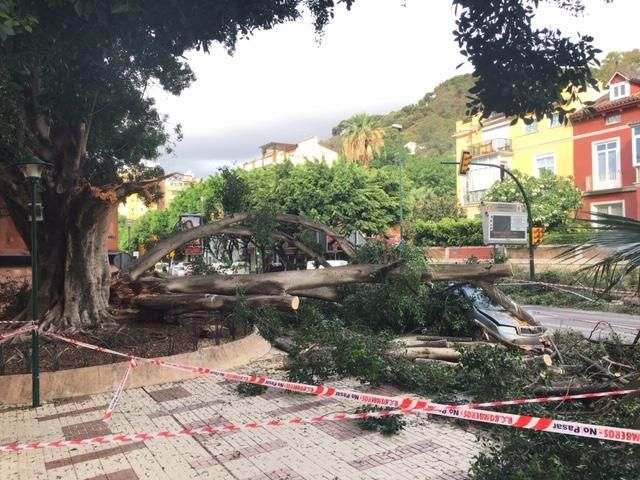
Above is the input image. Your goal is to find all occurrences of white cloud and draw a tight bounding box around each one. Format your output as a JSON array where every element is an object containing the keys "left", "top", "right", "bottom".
[{"left": 153, "top": 0, "right": 640, "bottom": 177}]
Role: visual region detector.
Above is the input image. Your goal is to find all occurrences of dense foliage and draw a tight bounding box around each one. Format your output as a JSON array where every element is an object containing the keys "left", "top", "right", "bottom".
[
  {"left": 484, "top": 170, "right": 583, "bottom": 230},
  {"left": 413, "top": 218, "right": 483, "bottom": 247}
]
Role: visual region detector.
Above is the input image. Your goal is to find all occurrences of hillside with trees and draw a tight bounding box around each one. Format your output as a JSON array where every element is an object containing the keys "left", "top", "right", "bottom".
[{"left": 324, "top": 74, "right": 474, "bottom": 158}]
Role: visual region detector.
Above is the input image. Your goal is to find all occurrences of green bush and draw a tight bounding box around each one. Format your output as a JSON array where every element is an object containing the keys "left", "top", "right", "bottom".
[
  {"left": 458, "top": 346, "right": 537, "bottom": 402},
  {"left": 236, "top": 383, "right": 268, "bottom": 396},
  {"left": 469, "top": 399, "right": 640, "bottom": 480},
  {"left": 413, "top": 218, "right": 483, "bottom": 247},
  {"left": 354, "top": 405, "right": 407, "bottom": 435}
]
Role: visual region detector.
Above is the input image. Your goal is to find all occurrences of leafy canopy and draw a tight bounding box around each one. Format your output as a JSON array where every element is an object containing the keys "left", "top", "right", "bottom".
[{"left": 484, "top": 170, "right": 582, "bottom": 230}]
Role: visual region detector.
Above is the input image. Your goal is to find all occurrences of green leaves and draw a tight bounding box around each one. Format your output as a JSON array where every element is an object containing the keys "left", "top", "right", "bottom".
[
  {"left": 453, "top": 0, "right": 601, "bottom": 121},
  {"left": 484, "top": 170, "right": 582, "bottom": 230}
]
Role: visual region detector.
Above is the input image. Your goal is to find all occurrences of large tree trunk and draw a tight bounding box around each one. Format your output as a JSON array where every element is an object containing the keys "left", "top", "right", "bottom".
[{"left": 38, "top": 192, "right": 114, "bottom": 330}]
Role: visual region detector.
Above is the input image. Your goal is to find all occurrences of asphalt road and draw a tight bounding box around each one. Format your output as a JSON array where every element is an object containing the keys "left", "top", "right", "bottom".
[{"left": 525, "top": 305, "right": 640, "bottom": 342}]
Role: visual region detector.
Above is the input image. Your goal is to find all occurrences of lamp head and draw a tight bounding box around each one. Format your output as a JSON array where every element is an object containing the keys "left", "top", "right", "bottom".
[{"left": 16, "top": 156, "right": 52, "bottom": 180}]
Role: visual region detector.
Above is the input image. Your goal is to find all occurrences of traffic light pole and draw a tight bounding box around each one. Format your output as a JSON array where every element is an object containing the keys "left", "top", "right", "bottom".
[{"left": 444, "top": 161, "right": 535, "bottom": 281}]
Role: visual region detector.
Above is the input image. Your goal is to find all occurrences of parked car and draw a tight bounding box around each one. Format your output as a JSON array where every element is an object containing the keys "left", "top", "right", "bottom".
[
  {"left": 306, "top": 259, "right": 348, "bottom": 269},
  {"left": 223, "top": 261, "right": 250, "bottom": 275},
  {"left": 170, "top": 262, "right": 193, "bottom": 277},
  {"left": 445, "top": 283, "right": 547, "bottom": 347}
]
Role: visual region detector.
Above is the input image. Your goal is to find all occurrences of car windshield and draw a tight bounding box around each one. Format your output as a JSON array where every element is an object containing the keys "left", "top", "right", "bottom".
[{"left": 461, "top": 286, "right": 506, "bottom": 311}]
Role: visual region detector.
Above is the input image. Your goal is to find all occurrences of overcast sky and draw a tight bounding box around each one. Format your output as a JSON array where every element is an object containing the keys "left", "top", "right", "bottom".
[{"left": 152, "top": 0, "right": 640, "bottom": 178}]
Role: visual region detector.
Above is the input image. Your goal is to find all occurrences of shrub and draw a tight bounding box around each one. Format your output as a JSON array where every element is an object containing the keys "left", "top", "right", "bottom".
[
  {"left": 236, "top": 383, "right": 268, "bottom": 396},
  {"left": 0, "top": 279, "right": 30, "bottom": 319},
  {"left": 469, "top": 399, "right": 640, "bottom": 480},
  {"left": 413, "top": 218, "right": 483, "bottom": 247},
  {"left": 458, "top": 346, "right": 537, "bottom": 402},
  {"left": 354, "top": 405, "right": 407, "bottom": 435}
]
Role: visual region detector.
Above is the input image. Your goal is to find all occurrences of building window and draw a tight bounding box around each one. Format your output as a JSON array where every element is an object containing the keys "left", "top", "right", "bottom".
[
  {"left": 633, "top": 126, "right": 640, "bottom": 166},
  {"left": 605, "top": 112, "right": 621, "bottom": 125},
  {"left": 592, "top": 139, "right": 620, "bottom": 189},
  {"left": 535, "top": 153, "right": 556, "bottom": 176},
  {"left": 610, "top": 82, "right": 629, "bottom": 100},
  {"left": 549, "top": 113, "right": 561, "bottom": 128},
  {"left": 591, "top": 201, "right": 624, "bottom": 218},
  {"left": 523, "top": 121, "right": 538, "bottom": 134}
]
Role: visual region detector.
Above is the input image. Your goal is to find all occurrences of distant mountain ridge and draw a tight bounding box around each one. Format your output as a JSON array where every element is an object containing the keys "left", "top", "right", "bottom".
[{"left": 322, "top": 74, "right": 475, "bottom": 158}]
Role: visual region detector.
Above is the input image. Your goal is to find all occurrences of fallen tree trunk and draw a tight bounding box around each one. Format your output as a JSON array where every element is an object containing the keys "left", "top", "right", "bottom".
[
  {"left": 125, "top": 213, "right": 354, "bottom": 280},
  {"left": 139, "top": 263, "right": 513, "bottom": 296},
  {"left": 472, "top": 280, "right": 539, "bottom": 326},
  {"left": 133, "top": 293, "right": 300, "bottom": 312}
]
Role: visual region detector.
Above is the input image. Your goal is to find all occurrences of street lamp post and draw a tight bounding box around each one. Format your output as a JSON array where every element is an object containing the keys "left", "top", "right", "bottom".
[
  {"left": 16, "top": 156, "right": 52, "bottom": 408},
  {"left": 391, "top": 124, "right": 404, "bottom": 241}
]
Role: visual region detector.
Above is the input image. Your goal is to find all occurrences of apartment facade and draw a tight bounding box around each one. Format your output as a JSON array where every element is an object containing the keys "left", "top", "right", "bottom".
[
  {"left": 572, "top": 71, "right": 640, "bottom": 219},
  {"left": 242, "top": 136, "right": 338, "bottom": 171},
  {"left": 455, "top": 89, "right": 600, "bottom": 218}
]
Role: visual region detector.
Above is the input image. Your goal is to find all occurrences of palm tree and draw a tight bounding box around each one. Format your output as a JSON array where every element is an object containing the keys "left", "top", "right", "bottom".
[
  {"left": 341, "top": 113, "right": 385, "bottom": 167},
  {"left": 559, "top": 212, "right": 640, "bottom": 293}
]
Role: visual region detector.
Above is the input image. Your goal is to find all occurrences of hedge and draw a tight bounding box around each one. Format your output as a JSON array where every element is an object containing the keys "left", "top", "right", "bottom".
[{"left": 413, "top": 218, "right": 483, "bottom": 247}]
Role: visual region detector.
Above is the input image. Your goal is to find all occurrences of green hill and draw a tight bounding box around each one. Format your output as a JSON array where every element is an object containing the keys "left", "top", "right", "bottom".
[{"left": 323, "top": 74, "right": 474, "bottom": 158}]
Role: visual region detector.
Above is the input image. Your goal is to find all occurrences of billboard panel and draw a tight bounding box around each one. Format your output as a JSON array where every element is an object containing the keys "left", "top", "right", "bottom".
[
  {"left": 482, "top": 202, "right": 528, "bottom": 245},
  {"left": 180, "top": 214, "right": 202, "bottom": 255}
]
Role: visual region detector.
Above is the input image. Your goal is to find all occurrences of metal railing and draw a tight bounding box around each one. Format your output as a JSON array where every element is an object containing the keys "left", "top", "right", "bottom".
[
  {"left": 464, "top": 189, "right": 487, "bottom": 205},
  {"left": 585, "top": 173, "right": 622, "bottom": 192},
  {"left": 468, "top": 138, "right": 513, "bottom": 157}
]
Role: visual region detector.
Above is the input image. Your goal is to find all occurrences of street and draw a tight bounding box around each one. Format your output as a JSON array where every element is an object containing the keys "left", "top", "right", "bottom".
[{"left": 526, "top": 305, "right": 640, "bottom": 342}]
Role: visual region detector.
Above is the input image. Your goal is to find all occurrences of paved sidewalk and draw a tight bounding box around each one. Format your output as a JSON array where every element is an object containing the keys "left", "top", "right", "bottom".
[{"left": 0, "top": 349, "right": 482, "bottom": 479}]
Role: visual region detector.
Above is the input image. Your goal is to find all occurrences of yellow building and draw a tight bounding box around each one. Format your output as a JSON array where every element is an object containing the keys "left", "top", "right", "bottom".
[
  {"left": 454, "top": 88, "right": 601, "bottom": 218},
  {"left": 118, "top": 172, "right": 199, "bottom": 219},
  {"left": 118, "top": 193, "right": 157, "bottom": 220},
  {"left": 454, "top": 115, "right": 515, "bottom": 218},
  {"left": 158, "top": 172, "right": 199, "bottom": 209},
  {"left": 454, "top": 113, "right": 574, "bottom": 218}
]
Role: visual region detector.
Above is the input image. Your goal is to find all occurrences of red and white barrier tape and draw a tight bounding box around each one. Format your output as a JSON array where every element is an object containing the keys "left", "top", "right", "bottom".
[
  {"left": 0, "top": 320, "right": 30, "bottom": 325},
  {"left": 41, "top": 331, "right": 640, "bottom": 445},
  {"left": 0, "top": 408, "right": 422, "bottom": 452},
  {"left": 2, "top": 398, "right": 640, "bottom": 453},
  {"left": 0, "top": 323, "right": 35, "bottom": 343},
  {"left": 460, "top": 387, "right": 640, "bottom": 410},
  {"left": 499, "top": 280, "right": 638, "bottom": 297},
  {"left": 103, "top": 359, "right": 137, "bottom": 422}
]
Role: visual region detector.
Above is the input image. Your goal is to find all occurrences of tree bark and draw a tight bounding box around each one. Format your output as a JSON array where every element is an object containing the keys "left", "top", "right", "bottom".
[{"left": 133, "top": 293, "right": 300, "bottom": 312}]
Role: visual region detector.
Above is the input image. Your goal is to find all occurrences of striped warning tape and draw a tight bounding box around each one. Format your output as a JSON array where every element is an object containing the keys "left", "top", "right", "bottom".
[
  {"left": 0, "top": 323, "right": 35, "bottom": 344},
  {"left": 38, "top": 330, "right": 640, "bottom": 446},
  {"left": 0, "top": 408, "right": 422, "bottom": 452},
  {"left": 103, "top": 359, "right": 137, "bottom": 422}
]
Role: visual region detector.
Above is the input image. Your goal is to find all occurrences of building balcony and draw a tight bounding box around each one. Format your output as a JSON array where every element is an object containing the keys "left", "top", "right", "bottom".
[
  {"left": 468, "top": 138, "right": 513, "bottom": 158},
  {"left": 585, "top": 173, "right": 622, "bottom": 192},
  {"left": 464, "top": 189, "right": 487, "bottom": 205}
]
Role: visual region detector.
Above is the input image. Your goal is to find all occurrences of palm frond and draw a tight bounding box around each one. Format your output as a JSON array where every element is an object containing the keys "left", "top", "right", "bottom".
[{"left": 557, "top": 212, "right": 640, "bottom": 293}]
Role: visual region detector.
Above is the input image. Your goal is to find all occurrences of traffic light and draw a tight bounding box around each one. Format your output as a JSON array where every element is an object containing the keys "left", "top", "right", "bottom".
[
  {"left": 532, "top": 227, "right": 544, "bottom": 245},
  {"left": 459, "top": 150, "right": 472, "bottom": 175}
]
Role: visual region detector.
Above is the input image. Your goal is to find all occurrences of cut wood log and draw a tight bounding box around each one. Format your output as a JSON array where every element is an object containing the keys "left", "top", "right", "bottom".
[
  {"left": 417, "top": 335, "right": 475, "bottom": 342},
  {"left": 414, "top": 358, "right": 459, "bottom": 368},
  {"left": 133, "top": 293, "right": 300, "bottom": 312},
  {"left": 391, "top": 347, "right": 461, "bottom": 362}
]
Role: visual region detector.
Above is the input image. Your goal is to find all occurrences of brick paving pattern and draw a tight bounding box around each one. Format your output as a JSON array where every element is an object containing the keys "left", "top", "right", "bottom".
[{"left": 0, "top": 348, "right": 482, "bottom": 479}]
